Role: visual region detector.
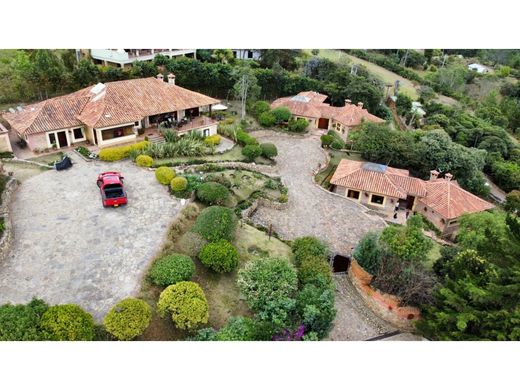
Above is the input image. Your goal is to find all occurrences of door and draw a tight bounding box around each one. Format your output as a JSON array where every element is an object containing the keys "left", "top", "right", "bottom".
[
  {"left": 57, "top": 131, "right": 68, "bottom": 148},
  {"left": 405, "top": 195, "right": 415, "bottom": 210},
  {"left": 318, "top": 118, "right": 329, "bottom": 129}
]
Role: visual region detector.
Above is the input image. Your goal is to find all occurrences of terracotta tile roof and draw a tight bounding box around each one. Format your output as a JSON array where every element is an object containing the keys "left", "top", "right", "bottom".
[
  {"left": 271, "top": 91, "right": 385, "bottom": 127},
  {"left": 3, "top": 77, "right": 219, "bottom": 134},
  {"left": 330, "top": 159, "right": 426, "bottom": 198},
  {"left": 421, "top": 179, "right": 494, "bottom": 219}
]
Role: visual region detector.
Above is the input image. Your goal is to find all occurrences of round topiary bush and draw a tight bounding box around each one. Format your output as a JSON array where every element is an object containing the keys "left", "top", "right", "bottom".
[
  {"left": 157, "top": 281, "right": 209, "bottom": 330},
  {"left": 320, "top": 134, "right": 334, "bottom": 147},
  {"left": 155, "top": 166, "right": 176, "bottom": 185},
  {"left": 292, "top": 236, "right": 329, "bottom": 265},
  {"left": 135, "top": 154, "right": 154, "bottom": 167},
  {"left": 103, "top": 298, "right": 152, "bottom": 340},
  {"left": 150, "top": 253, "right": 195, "bottom": 287},
  {"left": 199, "top": 240, "right": 239, "bottom": 273},
  {"left": 196, "top": 181, "right": 230, "bottom": 205},
  {"left": 258, "top": 111, "right": 277, "bottom": 127},
  {"left": 40, "top": 304, "right": 95, "bottom": 341},
  {"left": 252, "top": 101, "right": 271, "bottom": 118},
  {"left": 298, "top": 255, "right": 333, "bottom": 287},
  {"left": 330, "top": 140, "right": 344, "bottom": 150},
  {"left": 260, "top": 143, "right": 278, "bottom": 159},
  {"left": 170, "top": 176, "right": 188, "bottom": 192},
  {"left": 192, "top": 206, "right": 237, "bottom": 242},
  {"left": 271, "top": 107, "right": 292, "bottom": 124},
  {"left": 204, "top": 134, "right": 221, "bottom": 146},
  {"left": 242, "top": 145, "right": 262, "bottom": 162}
]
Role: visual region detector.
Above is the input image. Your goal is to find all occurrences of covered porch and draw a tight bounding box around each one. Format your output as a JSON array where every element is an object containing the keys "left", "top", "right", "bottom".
[{"left": 93, "top": 123, "right": 136, "bottom": 147}]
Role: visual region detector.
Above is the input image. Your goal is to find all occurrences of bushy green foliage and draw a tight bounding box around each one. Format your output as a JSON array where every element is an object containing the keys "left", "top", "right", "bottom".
[
  {"left": 320, "top": 134, "right": 334, "bottom": 147},
  {"left": 258, "top": 111, "right": 277, "bottom": 127},
  {"left": 252, "top": 101, "right": 271, "bottom": 118},
  {"left": 170, "top": 176, "right": 188, "bottom": 192},
  {"left": 396, "top": 93, "right": 413, "bottom": 116},
  {"left": 330, "top": 140, "right": 344, "bottom": 150},
  {"left": 199, "top": 240, "right": 239, "bottom": 273},
  {"left": 196, "top": 181, "right": 230, "bottom": 205},
  {"left": 241, "top": 145, "right": 262, "bottom": 162},
  {"left": 380, "top": 215, "right": 433, "bottom": 262},
  {"left": 99, "top": 141, "right": 149, "bottom": 161},
  {"left": 204, "top": 134, "right": 221, "bottom": 146},
  {"left": 287, "top": 118, "right": 309, "bottom": 133},
  {"left": 144, "top": 135, "right": 207, "bottom": 158},
  {"left": 298, "top": 256, "right": 333, "bottom": 287},
  {"left": 296, "top": 283, "right": 336, "bottom": 338},
  {"left": 236, "top": 130, "right": 259, "bottom": 146},
  {"left": 157, "top": 281, "right": 209, "bottom": 330},
  {"left": 271, "top": 107, "right": 292, "bottom": 123},
  {"left": 260, "top": 143, "right": 278, "bottom": 159},
  {"left": 292, "top": 236, "right": 329, "bottom": 266},
  {"left": 192, "top": 206, "right": 237, "bottom": 242},
  {"left": 0, "top": 299, "right": 48, "bottom": 341},
  {"left": 150, "top": 253, "right": 195, "bottom": 287},
  {"left": 103, "top": 298, "right": 152, "bottom": 340},
  {"left": 237, "top": 257, "right": 298, "bottom": 328},
  {"left": 353, "top": 231, "right": 382, "bottom": 275},
  {"left": 155, "top": 166, "right": 176, "bottom": 185},
  {"left": 216, "top": 316, "right": 258, "bottom": 341},
  {"left": 135, "top": 154, "right": 153, "bottom": 167},
  {"left": 40, "top": 304, "right": 95, "bottom": 341},
  {"left": 505, "top": 190, "right": 520, "bottom": 216}
]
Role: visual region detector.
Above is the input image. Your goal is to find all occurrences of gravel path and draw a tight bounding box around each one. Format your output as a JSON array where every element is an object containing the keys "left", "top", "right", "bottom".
[
  {"left": 251, "top": 131, "right": 386, "bottom": 255},
  {"left": 0, "top": 155, "right": 181, "bottom": 321}
]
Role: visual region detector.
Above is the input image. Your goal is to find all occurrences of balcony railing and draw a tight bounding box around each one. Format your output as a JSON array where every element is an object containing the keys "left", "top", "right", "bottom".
[{"left": 90, "top": 49, "right": 196, "bottom": 64}]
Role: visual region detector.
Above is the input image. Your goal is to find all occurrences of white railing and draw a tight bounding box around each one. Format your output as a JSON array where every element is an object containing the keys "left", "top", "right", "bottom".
[{"left": 90, "top": 49, "right": 196, "bottom": 64}]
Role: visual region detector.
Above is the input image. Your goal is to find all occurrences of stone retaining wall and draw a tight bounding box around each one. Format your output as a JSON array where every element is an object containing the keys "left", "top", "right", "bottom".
[
  {"left": 0, "top": 178, "right": 18, "bottom": 263},
  {"left": 241, "top": 197, "right": 289, "bottom": 219},
  {"left": 184, "top": 161, "right": 279, "bottom": 177},
  {"left": 348, "top": 259, "right": 420, "bottom": 331}
]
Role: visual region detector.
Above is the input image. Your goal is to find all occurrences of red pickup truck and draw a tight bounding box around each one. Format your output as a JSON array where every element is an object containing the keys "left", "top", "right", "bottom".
[{"left": 97, "top": 172, "right": 128, "bottom": 208}]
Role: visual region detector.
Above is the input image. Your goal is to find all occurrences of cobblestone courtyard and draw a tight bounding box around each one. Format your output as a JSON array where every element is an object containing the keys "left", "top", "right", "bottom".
[{"left": 0, "top": 156, "right": 181, "bottom": 321}]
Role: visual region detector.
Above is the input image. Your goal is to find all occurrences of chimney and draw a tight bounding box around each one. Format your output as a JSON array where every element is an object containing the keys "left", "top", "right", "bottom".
[
  {"left": 167, "top": 73, "right": 176, "bottom": 85},
  {"left": 345, "top": 99, "right": 352, "bottom": 105},
  {"left": 445, "top": 173, "right": 453, "bottom": 181},
  {"left": 156, "top": 73, "right": 164, "bottom": 81},
  {"left": 357, "top": 102, "right": 363, "bottom": 108},
  {"left": 430, "top": 170, "right": 439, "bottom": 180}
]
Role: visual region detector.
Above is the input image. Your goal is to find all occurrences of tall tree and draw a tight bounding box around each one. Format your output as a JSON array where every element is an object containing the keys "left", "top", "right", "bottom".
[{"left": 232, "top": 64, "right": 260, "bottom": 119}]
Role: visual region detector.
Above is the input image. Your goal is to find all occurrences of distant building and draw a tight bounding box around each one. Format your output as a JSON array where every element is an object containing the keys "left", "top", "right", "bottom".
[
  {"left": 232, "top": 49, "right": 261, "bottom": 60},
  {"left": 90, "top": 49, "right": 196, "bottom": 68},
  {"left": 468, "top": 63, "right": 490, "bottom": 74},
  {"left": 271, "top": 91, "right": 385, "bottom": 140},
  {"left": 330, "top": 161, "right": 494, "bottom": 238}
]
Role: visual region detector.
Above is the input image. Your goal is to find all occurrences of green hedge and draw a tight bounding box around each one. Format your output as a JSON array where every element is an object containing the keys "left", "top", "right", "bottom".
[
  {"left": 99, "top": 141, "right": 149, "bottom": 161},
  {"left": 242, "top": 145, "right": 262, "bottom": 162}
]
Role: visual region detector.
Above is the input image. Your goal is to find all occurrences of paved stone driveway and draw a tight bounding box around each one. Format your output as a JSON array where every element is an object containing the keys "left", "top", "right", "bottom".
[
  {"left": 251, "top": 131, "right": 386, "bottom": 255},
  {"left": 0, "top": 155, "right": 181, "bottom": 321}
]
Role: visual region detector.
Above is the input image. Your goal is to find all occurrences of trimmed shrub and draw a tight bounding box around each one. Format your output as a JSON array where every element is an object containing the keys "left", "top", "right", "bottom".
[
  {"left": 260, "top": 143, "right": 278, "bottom": 159},
  {"left": 236, "top": 130, "right": 258, "bottom": 146},
  {"left": 199, "top": 240, "right": 239, "bottom": 273},
  {"left": 99, "top": 141, "right": 149, "bottom": 161},
  {"left": 298, "top": 256, "right": 333, "bottom": 287},
  {"left": 288, "top": 118, "right": 309, "bottom": 133},
  {"left": 0, "top": 299, "right": 49, "bottom": 341},
  {"left": 353, "top": 232, "right": 382, "bottom": 275},
  {"left": 155, "top": 166, "right": 176, "bottom": 185},
  {"left": 196, "top": 181, "right": 230, "bottom": 205},
  {"left": 217, "top": 316, "right": 258, "bottom": 341},
  {"left": 320, "top": 134, "right": 334, "bottom": 147},
  {"left": 103, "top": 298, "right": 152, "bottom": 340},
  {"left": 242, "top": 145, "right": 262, "bottom": 162},
  {"left": 258, "top": 111, "right": 277, "bottom": 127},
  {"left": 150, "top": 253, "right": 195, "bottom": 287},
  {"left": 330, "top": 140, "right": 344, "bottom": 150},
  {"left": 40, "top": 304, "right": 94, "bottom": 341},
  {"left": 292, "top": 236, "right": 329, "bottom": 265},
  {"left": 192, "top": 206, "right": 237, "bottom": 242},
  {"left": 204, "top": 134, "right": 221, "bottom": 146},
  {"left": 135, "top": 154, "right": 153, "bottom": 167},
  {"left": 237, "top": 257, "right": 298, "bottom": 328},
  {"left": 170, "top": 176, "right": 188, "bottom": 192},
  {"left": 278, "top": 194, "right": 288, "bottom": 203},
  {"left": 157, "top": 281, "right": 209, "bottom": 330},
  {"left": 252, "top": 101, "right": 271, "bottom": 118},
  {"left": 272, "top": 107, "right": 292, "bottom": 123}
]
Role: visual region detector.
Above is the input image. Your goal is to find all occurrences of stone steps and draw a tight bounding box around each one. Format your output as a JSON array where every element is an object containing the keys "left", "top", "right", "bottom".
[{"left": 147, "top": 134, "right": 165, "bottom": 144}]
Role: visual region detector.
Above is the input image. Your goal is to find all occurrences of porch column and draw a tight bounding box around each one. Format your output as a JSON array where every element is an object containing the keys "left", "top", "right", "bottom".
[{"left": 209, "top": 105, "right": 212, "bottom": 117}]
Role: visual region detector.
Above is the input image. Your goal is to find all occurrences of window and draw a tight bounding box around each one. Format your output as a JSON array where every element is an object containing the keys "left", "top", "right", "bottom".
[
  {"left": 134, "top": 121, "right": 139, "bottom": 126},
  {"left": 370, "top": 194, "right": 385, "bottom": 205},
  {"left": 73, "top": 128, "right": 84, "bottom": 140},
  {"left": 48, "top": 133, "right": 56, "bottom": 146},
  {"left": 347, "top": 189, "right": 360, "bottom": 200},
  {"left": 448, "top": 219, "right": 459, "bottom": 226}
]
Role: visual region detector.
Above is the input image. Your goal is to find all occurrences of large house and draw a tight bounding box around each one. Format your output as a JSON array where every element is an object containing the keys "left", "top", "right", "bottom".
[
  {"left": 3, "top": 75, "right": 219, "bottom": 151},
  {"left": 271, "top": 91, "right": 385, "bottom": 140},
  {"left": 330, "top": 160, "right": 494, "bottom": 238},
  {"left": 89, "top": 49, "right": 196, "bottom": 68}
]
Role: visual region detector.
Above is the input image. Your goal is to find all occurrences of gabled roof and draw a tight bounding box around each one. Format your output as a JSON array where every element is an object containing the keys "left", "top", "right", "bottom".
[
  {"left": 3, "top": 77, "right": 219, "bottom": 134},
  {"left": 330, "top": 160, "right": 426, "bottom": 199},
  {"left": 421, "top": 179, "right": 494, "bottom": 219},
  {"left": 271, "top": 91, "right": 385, "bottom": 127}
]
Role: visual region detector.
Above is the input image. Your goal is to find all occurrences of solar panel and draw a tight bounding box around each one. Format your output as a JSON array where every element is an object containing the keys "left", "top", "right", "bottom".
[
  {"left": 362, "top": 162, "right": 387, "bottom": 173},
  {"left": 291, "top": 95, "right": 310, "bottom": 103}
]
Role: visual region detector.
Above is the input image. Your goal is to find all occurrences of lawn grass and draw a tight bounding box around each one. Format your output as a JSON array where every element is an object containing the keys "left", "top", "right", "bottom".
[
  {"left": 423, "top": 241, "right": 442, "bottom": 271},
  {"left": 2, "top": 161, "right": 48, "bottom": 182},
  {"left": 29, "top": 152, "right": 63, "bottom": 165}
]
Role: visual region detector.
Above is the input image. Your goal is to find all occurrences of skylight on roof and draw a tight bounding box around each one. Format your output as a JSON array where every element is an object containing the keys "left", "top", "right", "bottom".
[
  {"left": 90, "top": 83, "right": 106, "bottom": 95},
  {"left": 291, "top": 95, "right": 310, "bottom": 103},
  {"left": 362, "top": 162, "right": 387, "bottom": 173}
]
